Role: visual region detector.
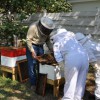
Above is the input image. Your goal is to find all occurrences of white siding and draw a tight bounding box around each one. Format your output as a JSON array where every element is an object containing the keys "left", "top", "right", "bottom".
[
  {"left": 68, "top": 0, "right": 100, "bottom": 11},
  {"left": 68, "top": 0, "right": 98, "bottom": 3},
  {"left": 22, "top": 12, "right": 100, "bottom": 41}
]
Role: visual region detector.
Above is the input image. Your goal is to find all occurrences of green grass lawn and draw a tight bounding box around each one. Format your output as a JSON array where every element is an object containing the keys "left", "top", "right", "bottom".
[
  {"left": 0, "top": 69, "right": 57, "bottom": 100},
  {"left": 0, "top": 75, "right": 36, "bottom": 100},
  {"left": 0, "top": 66, "right": 95, "bottom": 100},
  {"left": 0, "top": 67, "right": 37, "bottom": 100}
]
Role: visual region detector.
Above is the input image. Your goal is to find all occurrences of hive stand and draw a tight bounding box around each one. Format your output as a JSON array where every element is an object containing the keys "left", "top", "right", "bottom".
[
  {"left": 47, "top": 77, "right": 65, "bottom": 97},
  {"left": 0, "top": 66, "right": 17, "bottom": 81}
]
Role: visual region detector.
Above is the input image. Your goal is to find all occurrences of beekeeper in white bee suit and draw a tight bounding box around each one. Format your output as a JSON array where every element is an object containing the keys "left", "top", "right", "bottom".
[
  {"left": 50, "top": 28, "right": 89, "bottom": 100},
  {"left": 75, "top": 32, "right": 100, "bottom": 100}
]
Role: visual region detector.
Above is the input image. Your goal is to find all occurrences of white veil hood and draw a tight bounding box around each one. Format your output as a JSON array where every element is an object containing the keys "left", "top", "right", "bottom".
[{"left": 51, "top": 28, "right": 75, "bottom": 43}]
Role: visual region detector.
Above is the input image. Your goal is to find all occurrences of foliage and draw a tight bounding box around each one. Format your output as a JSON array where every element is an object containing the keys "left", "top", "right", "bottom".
[
  {"left": 44, "top": 0, "right": 72, "bottom": 12},
  {"left": 0, "top": 14, "right": 28, "bottom": 46},
  {"left": 0, "top": 0, "right": 72, "bottom": 14},
  {"left": 0, "top": 0, "right": 72, "bottom": 46}
]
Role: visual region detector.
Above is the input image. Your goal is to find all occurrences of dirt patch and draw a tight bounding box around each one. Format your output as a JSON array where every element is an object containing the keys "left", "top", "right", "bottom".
[{"left": 83, "top": 70, "right": 95, "bottom": 100}]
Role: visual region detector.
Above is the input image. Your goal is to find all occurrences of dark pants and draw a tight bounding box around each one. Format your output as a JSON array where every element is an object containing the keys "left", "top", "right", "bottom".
[{"left": 26, "top": 44, "right": 44, "bottom": 86}]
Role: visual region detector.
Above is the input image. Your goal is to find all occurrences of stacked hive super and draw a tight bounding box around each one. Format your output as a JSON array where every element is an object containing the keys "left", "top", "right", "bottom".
[
  {"left": 1, "top": 47, "right": 26, "bottom": 80},
  {"left": 37, "top": 53, "right": 65, "bottom": 97}
]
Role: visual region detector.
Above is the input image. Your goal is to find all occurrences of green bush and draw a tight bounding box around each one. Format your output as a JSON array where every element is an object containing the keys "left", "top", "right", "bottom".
[{"left": 0, "top": 14, "right": 28, "bottom": 46}]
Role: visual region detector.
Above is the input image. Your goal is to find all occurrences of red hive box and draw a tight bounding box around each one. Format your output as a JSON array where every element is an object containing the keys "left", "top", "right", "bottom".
[{"left": 1, "top": 47, "right": 26, "bottom": 67}]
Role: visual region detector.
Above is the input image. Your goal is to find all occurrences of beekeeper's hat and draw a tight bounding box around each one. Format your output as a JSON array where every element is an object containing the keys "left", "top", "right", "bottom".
[
  {"left": 40, "top": 17, "right": 55, "bottom": 30},
  {"left": 75, "top": 32, "right": 85, "bottom": 41},
  {"left": 38, "top": 17, "right": 55, "bottom": 35}
]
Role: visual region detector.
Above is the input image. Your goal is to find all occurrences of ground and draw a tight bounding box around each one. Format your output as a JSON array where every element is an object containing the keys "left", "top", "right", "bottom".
[
  {"left": 0, "top": 66, "right": 95, "bottom": 100},
  {"left": 83, "top": 67, "right": 95, "bottom": 100}
]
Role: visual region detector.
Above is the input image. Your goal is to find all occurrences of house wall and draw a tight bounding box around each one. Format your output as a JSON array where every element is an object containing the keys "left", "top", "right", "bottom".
[
  {"left": 22, "top": 12, "right": 100, "bottom": 41},
  {"left": 68, "top": 0, "right": 100, "bottom": 11}
]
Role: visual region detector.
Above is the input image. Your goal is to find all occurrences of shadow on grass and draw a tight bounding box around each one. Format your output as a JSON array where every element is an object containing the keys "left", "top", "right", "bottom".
[
  {"left": 0, "top": 76, "right": 35, "bottom": 100},
  {"left": 0, "top": 76, "right": 57, "bottom": 100},
  {"left": 83, "top": 90, "right": 95, "bottom": 100},
  {"left": 0, "top": 65, "right": 96, "bottom": 100}
]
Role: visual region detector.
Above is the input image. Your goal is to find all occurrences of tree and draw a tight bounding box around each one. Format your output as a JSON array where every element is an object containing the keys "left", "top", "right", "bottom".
[
  {"left": 0, "top": 0, "right": 72, "bottom": 14},
  {"left": 0, "top": 0, "right": 72, "bottom": 46},
  {"left": 0, "top": 13, "right": 28, "bottom": 46}
]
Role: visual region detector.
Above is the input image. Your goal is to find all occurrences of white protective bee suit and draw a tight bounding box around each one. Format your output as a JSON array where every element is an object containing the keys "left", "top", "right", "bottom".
[
  {"left": 75, "top": 33, "right": 100, "bottom": 100},
  {"left": 51, "top": 29, "right": 89, "bottom": 100}
]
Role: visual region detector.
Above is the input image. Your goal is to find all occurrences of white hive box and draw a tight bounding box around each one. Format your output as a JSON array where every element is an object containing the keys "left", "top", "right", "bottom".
[
  {"left": 1, "top": 47, "right": 26, "bottom": 67},
  {"left": 40, "top": 64, "right": 65, "bottom": 97},
  {"left": 40, "top": 64, "right": 64, "bottom": 80}
]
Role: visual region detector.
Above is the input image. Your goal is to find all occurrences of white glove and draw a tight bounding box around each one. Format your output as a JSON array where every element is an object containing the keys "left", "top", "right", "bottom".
[{"left": 58, "top": 61, "right": 64, "bottom": 70}]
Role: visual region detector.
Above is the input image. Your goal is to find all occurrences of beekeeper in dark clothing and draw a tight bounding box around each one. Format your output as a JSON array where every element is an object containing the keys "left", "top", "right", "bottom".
[{"left": 26, "top": 17, "right": 55, "bottom": 90}]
